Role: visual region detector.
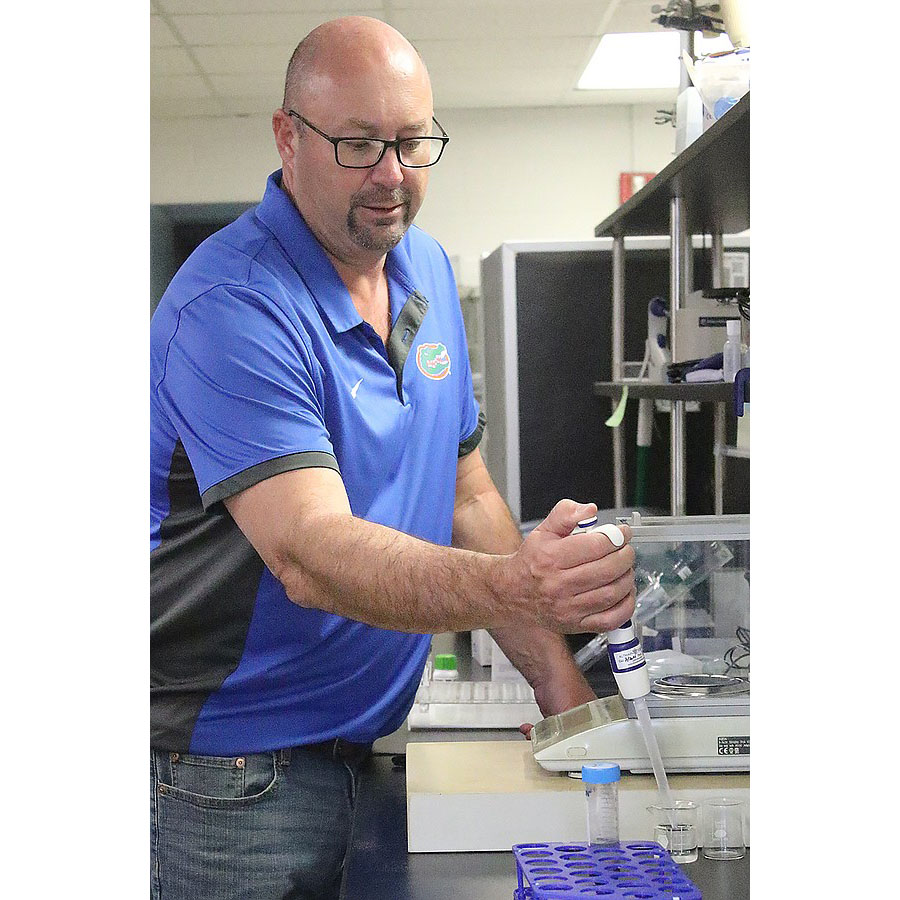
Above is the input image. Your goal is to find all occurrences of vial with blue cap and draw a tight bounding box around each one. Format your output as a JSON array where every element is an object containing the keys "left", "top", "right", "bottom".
[{"left": 582, "top": 762, "right": 621, "bottom": 845}]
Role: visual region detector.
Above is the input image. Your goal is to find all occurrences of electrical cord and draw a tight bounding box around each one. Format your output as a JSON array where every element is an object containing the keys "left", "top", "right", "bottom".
[{"left": 723, "top": 625, "right": 750, "bottom": 673}]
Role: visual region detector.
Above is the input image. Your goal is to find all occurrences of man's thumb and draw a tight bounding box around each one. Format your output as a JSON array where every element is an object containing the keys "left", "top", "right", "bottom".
[{"left": 533, "top": 499, "right": 598, "bottom": 538}]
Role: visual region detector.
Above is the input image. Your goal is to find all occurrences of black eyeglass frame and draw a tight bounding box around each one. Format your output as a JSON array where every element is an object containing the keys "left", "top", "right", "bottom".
[{"left": 285, "top": 109, "right": 449, "bottom": 169}]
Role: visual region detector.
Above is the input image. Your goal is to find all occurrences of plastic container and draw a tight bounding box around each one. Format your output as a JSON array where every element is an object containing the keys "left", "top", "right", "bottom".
[
  {"left": 675, "top": 86, "right": 704, "bottom": 153},
  {"left": 582, "top": 763, "right": 620, "bottom": 845},
  {"left": 432, "top": 653, "right": 458, "bottom": 681},
  {"left": 470, "top": 628, "right": 494, "bottom": 666},
  {"left": 644, "top": 649, "right": 704, "bottom": 679},
  {"left": 512, "top": 841, "right": 702, "bottom": 900},
  {"left": 723, "top": 319, "right": 742, "bottom": 383},
  {"left": 687, "top": 47, "right": 750, "bottom": 131}
]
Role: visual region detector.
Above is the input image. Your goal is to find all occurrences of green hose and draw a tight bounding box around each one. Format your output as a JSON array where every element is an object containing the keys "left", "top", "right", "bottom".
[{"left": 634, "top": 445, "right": 651, "bottom": 506}]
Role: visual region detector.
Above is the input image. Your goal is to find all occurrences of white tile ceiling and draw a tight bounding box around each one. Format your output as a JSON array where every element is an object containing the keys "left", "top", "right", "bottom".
[{"left": 150, "top": 0, "right": 678, "bottom": 118}]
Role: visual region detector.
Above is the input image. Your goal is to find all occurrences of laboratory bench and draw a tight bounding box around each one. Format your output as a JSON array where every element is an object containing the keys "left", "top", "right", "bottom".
[
  {"left": 340, "top": 754, "right": 749, "bottom": 900},
  {"left": 344, "top": 634, "right": 749, "bottom": 899}
]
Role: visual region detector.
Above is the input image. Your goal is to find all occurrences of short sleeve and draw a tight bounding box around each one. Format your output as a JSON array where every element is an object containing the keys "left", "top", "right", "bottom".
[{"left": 154, "top": 285, "right": 338, "bottom": 509}]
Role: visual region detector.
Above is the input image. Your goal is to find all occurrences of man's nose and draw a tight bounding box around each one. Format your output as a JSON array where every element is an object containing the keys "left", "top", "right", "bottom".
[{"left": 368, "top": 145, "right": 404, "bottom": 187}]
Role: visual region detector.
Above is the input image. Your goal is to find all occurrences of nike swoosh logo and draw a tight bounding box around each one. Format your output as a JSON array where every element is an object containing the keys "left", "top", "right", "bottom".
[{"left": 351, "top": 378, "right": 363, "bottom": 399}]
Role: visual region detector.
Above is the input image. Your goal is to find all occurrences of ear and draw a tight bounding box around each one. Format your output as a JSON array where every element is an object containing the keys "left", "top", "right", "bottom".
[{"left": 272, "top": 108, "right": 296, "bottom": 167}]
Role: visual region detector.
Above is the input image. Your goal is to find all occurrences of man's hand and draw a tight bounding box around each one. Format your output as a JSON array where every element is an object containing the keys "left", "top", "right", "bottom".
[{"left": 503, "top": 499, "right": 635, "bottom": 634}]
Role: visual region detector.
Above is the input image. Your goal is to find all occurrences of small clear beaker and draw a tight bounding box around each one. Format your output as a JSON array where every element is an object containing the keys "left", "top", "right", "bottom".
[
  {"left": 647, "top": 800, "right": 699, "bottom": 863},
  {"left": 702, "top": 797, "right": 746, "bottom": 860}
]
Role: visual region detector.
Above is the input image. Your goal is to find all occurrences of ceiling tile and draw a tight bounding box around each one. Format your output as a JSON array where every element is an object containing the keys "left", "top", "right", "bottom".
[
  {"left": 151, "top": 14, "right": 180, "bottom": 46},
  {"left": 431, "top": 67, "right": 576, "bottom": 109},
  {"left": 567, "top": 86, "right": 679, "bottom": 106},
  {"left": 151, "top": 1, "right": 685, "bottom": 118},
  {"left": 191, "top": 44, "right": 296, "bottom": 75},
  {"left": 438, "top": 85, "right": 563, "bottom": 109},
  {"left": 151, "top": 45, "right": 198, "bottom": 76},
  {"left": 151, "top": 75, "right": 214, "bottom": 99},
  {"left": 607, "top": 1, "right": 668, "bottom": 34},
  {"left": 416, "top": 36, "right": 592, "bottom": 72},
  {"left": 391, "top": 1, "right": 609, "bottom": 41},
  {"left": 171, "top": 11, "right": 385, "bottom": 45},
  {"left": 208, "top": 72, "right": 284, "bottom": 99},
  {"left": 219, "top": 95, "right": 286, "bottom": 117},
  {"left": 156, "top": 1, "right": 379, "bottom": 12},
  {"left": 151, "top": 95, "right": 229, "bottom": 118},
  {"left": 433, "top": 67, "right": 577, "bottom": 92}
]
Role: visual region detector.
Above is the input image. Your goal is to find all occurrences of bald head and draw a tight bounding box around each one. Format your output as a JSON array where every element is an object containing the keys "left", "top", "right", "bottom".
[
  {"left": 273, "top": 16, "right": 438, "bottom": 271},
  {"left": 282, "top": 16, "right": 430, "bottom": 113}
]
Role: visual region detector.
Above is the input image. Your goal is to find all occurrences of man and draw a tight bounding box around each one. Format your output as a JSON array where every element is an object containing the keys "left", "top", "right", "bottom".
[{"left": 150, "top": 15, "right": 635, "bottom": 900}]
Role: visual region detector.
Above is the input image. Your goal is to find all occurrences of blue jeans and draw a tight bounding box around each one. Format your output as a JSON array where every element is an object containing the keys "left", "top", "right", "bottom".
[{"left": 150, "top": 745, "right": 368, "bottom": 899}]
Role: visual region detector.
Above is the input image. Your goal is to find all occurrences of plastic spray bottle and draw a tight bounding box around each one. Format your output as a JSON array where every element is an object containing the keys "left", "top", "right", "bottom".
[{"left": 723, "top": 319, "right": 742, "bottom": 383}]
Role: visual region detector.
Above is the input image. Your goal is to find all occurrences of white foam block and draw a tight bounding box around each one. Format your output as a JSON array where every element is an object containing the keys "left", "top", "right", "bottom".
[{"left": 406, "top": 741, "right": 749, "bottom": 853}]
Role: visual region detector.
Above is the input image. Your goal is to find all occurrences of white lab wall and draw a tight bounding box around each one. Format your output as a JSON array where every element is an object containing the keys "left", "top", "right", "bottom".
[{"left": 151, "top": 104, "right": 675, "bottom": 286}]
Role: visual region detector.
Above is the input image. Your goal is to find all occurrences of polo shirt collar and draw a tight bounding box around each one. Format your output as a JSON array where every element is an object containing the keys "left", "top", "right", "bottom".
[{"left": 255, "top": 170, "right": 420, "bottom": 334}]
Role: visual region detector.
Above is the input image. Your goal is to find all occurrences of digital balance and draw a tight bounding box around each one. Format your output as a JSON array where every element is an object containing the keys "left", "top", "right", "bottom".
[{"left": 532, "top": 513, "right": 750, "bottom": 776}]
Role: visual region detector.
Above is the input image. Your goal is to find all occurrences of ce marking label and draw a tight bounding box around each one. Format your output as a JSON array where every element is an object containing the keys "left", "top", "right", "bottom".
[{"left": 717, "top": 736, "right": 749, "bottom": 755}]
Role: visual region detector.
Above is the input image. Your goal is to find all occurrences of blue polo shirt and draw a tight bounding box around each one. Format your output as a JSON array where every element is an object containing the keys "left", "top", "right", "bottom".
[{"left": 150, "top": 171, "right": 484, "bottom": 754}]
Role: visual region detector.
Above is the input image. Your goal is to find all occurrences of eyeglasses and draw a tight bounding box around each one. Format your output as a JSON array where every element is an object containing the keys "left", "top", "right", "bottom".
[{"left": 286, "top": 110, "right": 449, "bottom": 169}]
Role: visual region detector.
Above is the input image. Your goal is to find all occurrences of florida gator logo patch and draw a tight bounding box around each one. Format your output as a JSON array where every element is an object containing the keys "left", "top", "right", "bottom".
[{"left": 415, "top": 342, "right": 451, "bottom": 380}]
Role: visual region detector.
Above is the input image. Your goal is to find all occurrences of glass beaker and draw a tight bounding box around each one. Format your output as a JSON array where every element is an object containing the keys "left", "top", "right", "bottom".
[
  {"left": 702, "top": 797, "right": 746, "bottom": 860},
  {"left": 647, "top": 799, "right": 699, "bottom": 864}
]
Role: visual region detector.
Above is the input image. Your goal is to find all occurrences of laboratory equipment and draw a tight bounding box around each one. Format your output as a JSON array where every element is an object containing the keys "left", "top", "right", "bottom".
[
  {"left": 480, "top": 236, "right": 749, "bottom": 523},
  {"left": 432, "top": 653, "right": 458, "bottom": 680},
  {"left": 407, "top": 678, "right": 540, "bottom": 730},
  {"left": 635, "top": 297, "right": 671, "bottom": 505},
  {"left": 512, "top": 841, "right": 702, "bottom": 900},
  {"left": 572, "top": 519, "right": 675, "bottom": 807},
  {"left": 577, "top": 511, "right": 736, "bottom": 676},
  {"left": 644, "top": 649, "right": 704, "bottom": 679},
  {"left": 604, "top": 615, "right": 677, "bottom": 806},
  {"left": 672, "top": 288, "right": 742, "bottom": 363},
  {"left": 645, "top": 296, "right": 671, "bottom": 384},
  {"left": 470, "top": 627, "right": 493, "bottom": 665},
  {"left": 607, "top": 619, "right": 651, "bottom": 700},
  {"left": 702, "top": 796, "right": 746, "bottom": 859},
  {"left": 573, "top": 514, "right": 624, "bottom": 545},
  {"left": 534, "top": 513, "right": 750, "bottom": 775},
  {"left": 647, "top": 800, "right": 699, "bottom": 864},
  {"left": 723, "top": 319, "right": 741, "bottom": 382},
  {"left": 676, "top": 85, "right": 704, "bottom": 153},
  {"left": 583, "top": 762, "right": 620, "bottom": 845}
]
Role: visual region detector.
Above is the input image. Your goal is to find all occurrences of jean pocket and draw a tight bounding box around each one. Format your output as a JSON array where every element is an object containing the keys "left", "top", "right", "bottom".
[{"left": 156, "top": 751, "right": 278, "bottom": 810}]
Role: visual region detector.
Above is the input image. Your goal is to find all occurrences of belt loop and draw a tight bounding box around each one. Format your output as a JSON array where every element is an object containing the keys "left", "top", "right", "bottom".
[
  {"left": 154, "top": 748, "right": 173, "bottom": 786},
  {"left": 277, "top": 748, "right": 291, "bottom": 767}
]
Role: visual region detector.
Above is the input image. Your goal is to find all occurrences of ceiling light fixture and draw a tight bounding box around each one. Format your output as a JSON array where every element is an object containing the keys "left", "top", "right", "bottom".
[{"left": 577, "top": 31, "right": 735, "bottom": 91}]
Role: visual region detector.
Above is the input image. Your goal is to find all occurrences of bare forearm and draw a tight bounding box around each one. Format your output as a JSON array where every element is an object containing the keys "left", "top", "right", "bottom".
[
  {"left": 226, "top": 467, "right": 636, "bottom": 639},
  {"left": 490, "top": 623, "right": 582, "bottom": 683},
  {"left": 271, "top": 512, "right": 511, "bottom": 632}
]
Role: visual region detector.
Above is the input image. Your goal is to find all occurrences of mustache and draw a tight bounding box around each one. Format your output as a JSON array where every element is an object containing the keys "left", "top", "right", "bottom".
[{"left": 350, "top": 188, "right": 411, "bottom": 208}]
